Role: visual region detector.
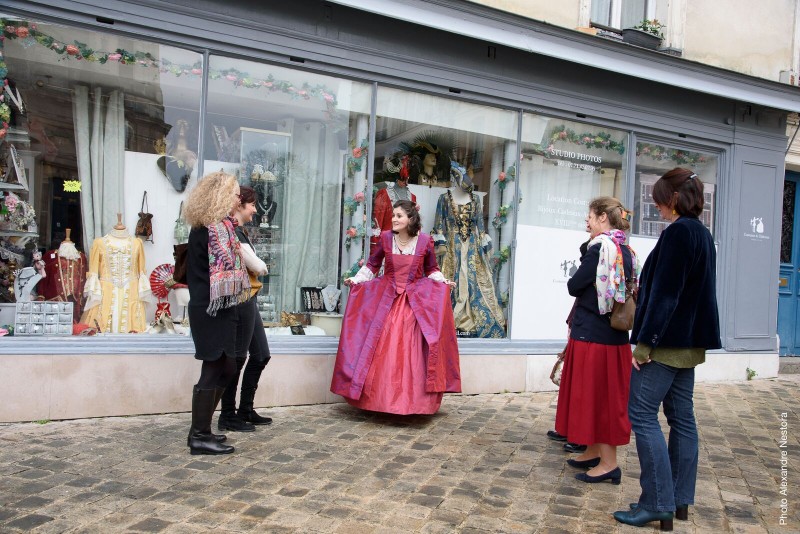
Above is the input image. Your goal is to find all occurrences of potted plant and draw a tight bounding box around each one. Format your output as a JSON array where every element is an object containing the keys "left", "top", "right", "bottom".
[{"left": 622, "top": 19, "right": 665, "bottom": 50}]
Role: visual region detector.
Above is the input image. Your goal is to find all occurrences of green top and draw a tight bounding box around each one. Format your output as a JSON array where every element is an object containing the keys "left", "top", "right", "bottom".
[{"left": 633, "top": 343, "right": 706, "bottom": 368}]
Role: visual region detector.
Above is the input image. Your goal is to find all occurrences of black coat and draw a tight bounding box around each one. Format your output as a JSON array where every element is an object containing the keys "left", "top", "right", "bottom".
[
  {"left": 187, "top": 226, "right": 238, "bottom": 361},
  {"left": 567, "top": 241, "right": 633, "bottom": 346},
  {"left": 630, "top": 216, "right": 721, "bottom": 350}
]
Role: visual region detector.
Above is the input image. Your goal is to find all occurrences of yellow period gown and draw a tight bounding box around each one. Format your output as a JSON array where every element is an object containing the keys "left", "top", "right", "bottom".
[{"left": 80, "top": 234, "right": 151, "bottom": 333}]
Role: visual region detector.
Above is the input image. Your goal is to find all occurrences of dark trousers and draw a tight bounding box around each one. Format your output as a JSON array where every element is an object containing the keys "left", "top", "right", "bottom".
[{"left": 220, "top": 296, "right": 271, "bottom": 414}]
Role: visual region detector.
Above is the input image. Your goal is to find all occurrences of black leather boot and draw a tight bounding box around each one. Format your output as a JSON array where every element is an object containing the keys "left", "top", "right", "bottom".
[
  {"left": 188, "top": 386, "right": 235, "bottom": 455},
  {"left": 238, "top": 384, "right": 272, "bottom": 425},
  {"left": 238, "top": 358, "right": 271, "bottom": 425},
  {"left": 186, "top": 386, "right": 227, "bottom": 446}
]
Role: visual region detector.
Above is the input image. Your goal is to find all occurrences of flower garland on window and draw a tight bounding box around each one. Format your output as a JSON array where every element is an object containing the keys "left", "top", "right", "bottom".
[
  {"left": 636, "top": 142, "right": 707, "bottom": 165},
  {"left": 491, "top": 204, "right": 512, "bottom": 229},
  {"left": 548, "top": 125, "right": 626, "bottom": 155},
  {"left": 0, "top": 19, "right": 340, "bottom": 120},
  {"left": 346, "top": 139, "right": 369, "bottom": 175},
  {"left": 344, "top": 224, "right": 365, "bottom": 251},
  {"left": 494, "top": 164, "right": 516, "bottom": 191},
  {"left": 490, "top": 245, "right": 511, "bottom": 274},
  {"left": 343, "top": 191, "right": 365, "bottom": 215}
]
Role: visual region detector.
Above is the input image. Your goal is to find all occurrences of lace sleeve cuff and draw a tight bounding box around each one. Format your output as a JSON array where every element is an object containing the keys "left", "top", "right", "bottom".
[
  {"left": 427, "top": 271, "right": 446, "bottom": 283},
  {"left": 83, "top": 273, "right": 102, "bottom": 310},
  {"left": 138, "top": 274, "right": 154, "bottom": 303},
  {"left": 349, "top": 265, "right": 376, "bottom": 284}
]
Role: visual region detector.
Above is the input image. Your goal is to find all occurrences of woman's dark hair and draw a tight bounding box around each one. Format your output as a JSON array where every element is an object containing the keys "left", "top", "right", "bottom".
[
  {"left": 588, "top": 196, "right": 631, "bottom": 232},
  {"left": 652, "top": 167, "right": 705, "bottom": 217},
  {"left": 239, "top": 185, "right": 257, "bottom": 206},
  {"left": 393, "top": 199, "right": 421, "bottom": 236}
]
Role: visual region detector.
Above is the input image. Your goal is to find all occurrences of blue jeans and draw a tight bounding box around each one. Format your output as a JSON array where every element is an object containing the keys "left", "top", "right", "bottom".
[{"left": 628, "top": 361, "right": 698, "bottom": 512}]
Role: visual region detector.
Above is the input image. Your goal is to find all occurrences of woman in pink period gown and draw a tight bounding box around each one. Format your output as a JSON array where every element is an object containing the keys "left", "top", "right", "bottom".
[{"left": 331, "top": 200, "right": 461, "bottom": 415}]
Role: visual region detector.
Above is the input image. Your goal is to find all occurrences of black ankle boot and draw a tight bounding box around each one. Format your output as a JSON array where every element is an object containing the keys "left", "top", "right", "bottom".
[
  {"left": 188, "top": 386, "right": 234, "bottom": 455},
  {"left": 238, "top": 408, "right": 273, "bottom": 425},
  {"left": 218, "top": 412, "right": 255, "bottom": 432}
]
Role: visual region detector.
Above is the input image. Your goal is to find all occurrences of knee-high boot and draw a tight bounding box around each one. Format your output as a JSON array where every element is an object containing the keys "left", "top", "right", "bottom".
[
  {"left": 238, "top": 360, "right": 272, "bottom": 425},
  {"left": 187, "top": 386, "right": 235, "bottom": 455},
  {"left": 218, "top": 358, "right": 255, "bottom": 432},
  {"left": 186, "top": 387, "right": 227, "bottom": 446}
]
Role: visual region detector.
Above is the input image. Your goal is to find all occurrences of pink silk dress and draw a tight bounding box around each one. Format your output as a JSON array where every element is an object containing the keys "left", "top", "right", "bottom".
[{"left": 331, "top": 231, "right": 461, "bottom": 415}]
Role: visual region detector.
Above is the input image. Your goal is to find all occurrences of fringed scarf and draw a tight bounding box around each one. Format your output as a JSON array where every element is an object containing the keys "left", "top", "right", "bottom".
[
  {"left": 588, "top": 229, "right": 640, "bottom": 314},
  {"left": 206, "top": 216, "right": 250, "bottom": 316}
]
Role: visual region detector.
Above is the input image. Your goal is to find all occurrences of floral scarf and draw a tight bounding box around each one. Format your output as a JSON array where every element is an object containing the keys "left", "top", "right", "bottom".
[
  {"left": 588, "top": 229, "right": 640, "bottom": 314},
  {"left": 206, "top": 216, "right": 250, "bottom": 316}
]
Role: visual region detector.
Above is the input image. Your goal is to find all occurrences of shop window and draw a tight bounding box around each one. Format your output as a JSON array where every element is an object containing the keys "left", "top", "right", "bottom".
[
  {"left": 204, "top": 55, "right": 372, "bottom": 334},
  {"left": 632, "top": 141, "right": 718, "bottom": 237},
  {"left": 514, "top": 115, "right": 628, "bottom": 339},
  {"left": 0, "top": 15, "right": 203, "bottom": 334},
  {"left": 374, "top": 87, "right": 519, "bottom": 338}
]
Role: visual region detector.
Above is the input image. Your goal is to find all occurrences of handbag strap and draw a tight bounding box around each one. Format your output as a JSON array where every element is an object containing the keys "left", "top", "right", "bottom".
[
  {"left": 141, "top": 191, "right": 148, "bottom": 213},
  {"left": 177, "top": 201, "right": 184, "bottom": 220}
]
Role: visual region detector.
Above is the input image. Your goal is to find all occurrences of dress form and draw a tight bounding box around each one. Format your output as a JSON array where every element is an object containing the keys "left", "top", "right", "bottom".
[
  {"left": 449, "top": 186, "right": 472, "bottom": 206},
  {"left": 109, "top": 213, "right": 130, "bottom": 239}
]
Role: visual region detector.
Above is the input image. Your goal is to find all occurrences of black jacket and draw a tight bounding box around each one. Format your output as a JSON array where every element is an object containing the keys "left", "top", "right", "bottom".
[
  {"left": 630, "top": 216, "right": 721, "bottom": 350},
  {"left": 568, "top": 241, "right": 633, "bottom": 346}
]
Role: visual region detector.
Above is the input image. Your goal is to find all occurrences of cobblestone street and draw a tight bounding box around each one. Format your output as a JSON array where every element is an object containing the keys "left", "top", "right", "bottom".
[{"left": 1, "top": 376, "right": 798, "bottom": 533}]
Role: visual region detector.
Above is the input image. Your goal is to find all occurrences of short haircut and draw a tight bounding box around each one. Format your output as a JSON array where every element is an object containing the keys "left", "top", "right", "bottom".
[{"left": 652, "top": 167, "right": 705, "bottom": 217}]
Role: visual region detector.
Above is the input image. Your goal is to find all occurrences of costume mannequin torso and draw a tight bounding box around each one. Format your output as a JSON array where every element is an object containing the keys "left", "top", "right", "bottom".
[{"left": 449, "top": 186, "right": 472, "bottom": 206}]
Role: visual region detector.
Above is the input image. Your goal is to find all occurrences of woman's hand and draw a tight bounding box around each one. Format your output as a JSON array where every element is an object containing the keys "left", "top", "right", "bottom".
[
  {"left": 444, "top": 278, "right": 456, "bottom": 288},
  {"left": 343, "top": 278, "right": 356, "bottom": 287},
  {"left": 632, "top": 356, "right": 651, "bottom": 371}
]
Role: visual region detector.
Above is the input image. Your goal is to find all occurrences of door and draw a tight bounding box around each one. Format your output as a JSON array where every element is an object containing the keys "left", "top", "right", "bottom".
[{"left": 778, "top": 172, "right": 800, "bottom": 355}]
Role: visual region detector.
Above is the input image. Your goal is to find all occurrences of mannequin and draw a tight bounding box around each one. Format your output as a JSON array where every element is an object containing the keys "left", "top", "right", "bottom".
[
  {"left": 41, "top": 228, "right": 88, "bottom": 322},
  {"left": 432, "top": 162, "right": 505, "bottom": 338},
  {"left": 371, "top": 155, "right": 417, "bottom": 253},
  {"left": 80, "top": 214, "right": 152, "bottom": 332}
]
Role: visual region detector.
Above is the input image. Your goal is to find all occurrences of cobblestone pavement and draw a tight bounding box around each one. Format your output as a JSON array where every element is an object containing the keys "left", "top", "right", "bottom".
[{"left": 1, "top": 376, "right": 798, "bottom": 533}]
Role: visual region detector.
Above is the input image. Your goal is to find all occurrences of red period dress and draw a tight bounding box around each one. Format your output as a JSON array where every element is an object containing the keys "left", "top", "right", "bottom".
[{"left": 331, "top": 231, "right": 461, "bottom": 415}]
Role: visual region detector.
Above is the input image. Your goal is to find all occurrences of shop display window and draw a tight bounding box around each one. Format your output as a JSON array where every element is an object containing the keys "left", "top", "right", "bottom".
[
  {"left": 0, "top": 15, "right": 204, "bottom": 333},
  {"left": 632, "top": 141, "right": 718, "bottom": 237},
  {"left": 203, "top": 55, "right": 372, "bottom": 333},
  {"left": 373, "top": 87, "right": 518, "bottom": 338},
  {"left": 513, "top": 114, "right": 628, "bottom": 340}
]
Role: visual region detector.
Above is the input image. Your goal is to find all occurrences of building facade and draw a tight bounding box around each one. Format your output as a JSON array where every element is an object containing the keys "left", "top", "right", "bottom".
[{"left": 0, "top": 0, "right": 796, "bottom": 421}]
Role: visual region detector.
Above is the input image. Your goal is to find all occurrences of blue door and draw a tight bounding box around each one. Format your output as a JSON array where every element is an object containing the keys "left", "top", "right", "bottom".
[{"left": 778, "top": 172, "right": 800, "bottom": 355}]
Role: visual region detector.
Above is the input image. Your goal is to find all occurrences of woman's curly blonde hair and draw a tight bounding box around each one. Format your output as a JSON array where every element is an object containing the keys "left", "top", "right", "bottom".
[{"left": 183, "top": 171, "right": 239, "bottom": 227}]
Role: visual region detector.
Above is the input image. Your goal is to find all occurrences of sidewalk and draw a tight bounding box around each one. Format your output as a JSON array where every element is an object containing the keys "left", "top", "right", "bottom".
[{"left": 1, "top": 376, "right": 798, "bottom": 533}]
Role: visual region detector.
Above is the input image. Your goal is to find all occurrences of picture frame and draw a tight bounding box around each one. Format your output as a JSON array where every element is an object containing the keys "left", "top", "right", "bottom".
[{"left": 5, "top": 145, "right": 28, "bottom": 190}]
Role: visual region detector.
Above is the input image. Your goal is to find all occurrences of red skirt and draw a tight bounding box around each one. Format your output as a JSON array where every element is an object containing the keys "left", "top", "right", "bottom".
[
  {"left": 345, "top": 292, "right": 443, "bottom": 415},
  {"left": 555, "top": 338, "right": 632, "bottom": 446}
]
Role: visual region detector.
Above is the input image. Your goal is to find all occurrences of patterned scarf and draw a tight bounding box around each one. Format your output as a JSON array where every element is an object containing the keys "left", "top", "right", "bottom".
[
  {"left": 206, "top": 216, "right": 250, "bottom": 316},
  {"left": 588, "top": 229, "right": 640, "bottom": 314}
]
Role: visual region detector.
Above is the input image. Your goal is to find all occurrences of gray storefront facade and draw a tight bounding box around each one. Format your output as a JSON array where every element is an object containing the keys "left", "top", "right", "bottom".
[{"left": 0, "top": 0, "right": 795, "bottom": 421}]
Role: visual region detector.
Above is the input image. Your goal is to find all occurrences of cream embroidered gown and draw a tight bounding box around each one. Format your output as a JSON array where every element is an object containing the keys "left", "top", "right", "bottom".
[{"left": 80, "top": 235, "right": 151, "bottom": 333}]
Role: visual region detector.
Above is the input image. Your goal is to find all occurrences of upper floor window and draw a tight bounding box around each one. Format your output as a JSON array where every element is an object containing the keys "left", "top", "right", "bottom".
[{"left": 591, "top": 0, "right": 654, "bottom": 29}]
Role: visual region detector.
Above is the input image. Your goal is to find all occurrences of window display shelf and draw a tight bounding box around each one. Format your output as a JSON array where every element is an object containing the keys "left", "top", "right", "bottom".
[
  {"left": 0, "top": 182, "right": 28, "bottom": 192},
  {"left": 0, "top": 230, "right": 39, "bottom": 238}
]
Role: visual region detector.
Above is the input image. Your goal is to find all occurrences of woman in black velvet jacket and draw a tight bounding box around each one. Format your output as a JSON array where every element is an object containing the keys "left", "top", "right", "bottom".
[{"left": 613, "top": 168, "right": 721, "bottom": 531}]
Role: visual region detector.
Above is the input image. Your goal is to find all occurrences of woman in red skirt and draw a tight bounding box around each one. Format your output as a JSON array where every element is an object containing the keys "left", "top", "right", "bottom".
[{"left": 555, "top": 196, "right": 640, "bottom": 484}]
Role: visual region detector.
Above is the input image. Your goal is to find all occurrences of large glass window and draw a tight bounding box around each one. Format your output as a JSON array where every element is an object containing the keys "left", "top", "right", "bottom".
[
  {"left": 374, "top": 87, "right": 518, "bottom": 338},
  {"left": 0, "top": 15, "right": 203, "bottom": 334},
  {"left": 203, "top": 56, "right": 372, "bottom": 331},
  {"left": 632, "top": 141, "right": 718, "bottom": 237},
  {"left": 514, "top": 115, "right": 628, "bottom": 339}
]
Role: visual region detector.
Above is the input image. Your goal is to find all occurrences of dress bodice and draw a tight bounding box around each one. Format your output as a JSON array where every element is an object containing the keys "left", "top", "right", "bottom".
[{"left": 392, "top": 253, "right": 415, "bottom": 294}]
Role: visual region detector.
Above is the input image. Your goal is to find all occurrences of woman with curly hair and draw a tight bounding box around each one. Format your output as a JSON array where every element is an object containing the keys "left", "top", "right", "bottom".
[{"left": 183, "top": 171, "right": 251, "bottom": 455}]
